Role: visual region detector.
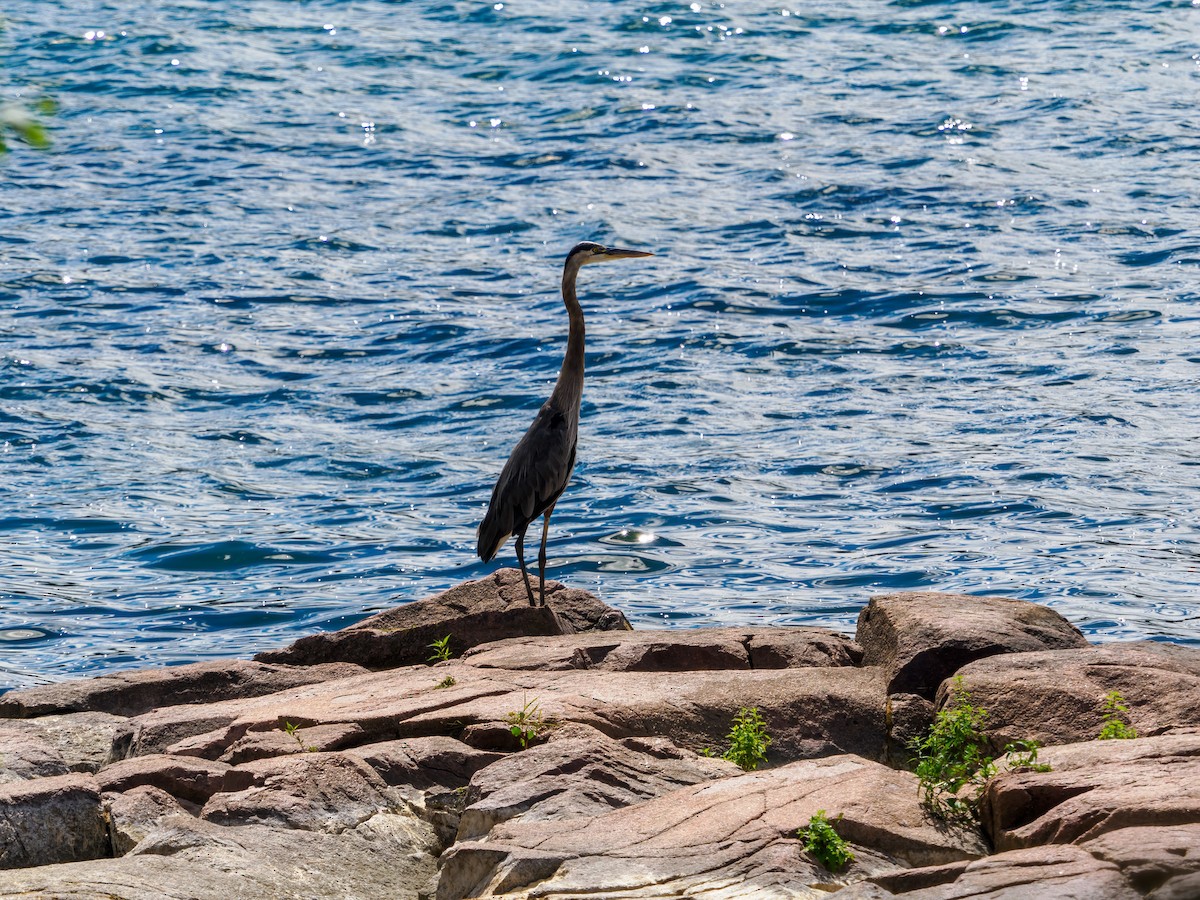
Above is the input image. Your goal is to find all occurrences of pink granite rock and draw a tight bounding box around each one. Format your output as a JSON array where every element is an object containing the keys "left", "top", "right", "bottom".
[
  {"left": 0, "top": 773, "right": 108, "bottom": 869},
  {"left": 255, "top": 568, "right": 630, "bottom": 669},
  {"left": 97, "top": 753, "right": 231, "bottom": 804},
  {"left": 856, "top": 592, "right": 1087, "bottom": 699},
  {"left": 981, "top": 732, "right": 1200, "bottom": 851},
  {"left": 854, "top": 844, "right": 1139, "bottom": 899},
  {"left": 105, "top": 784, "right": 195, "bottom": 856},
  {"left": 0, "top": 660, "right": 367, "bottom": 719},
  {"left": 438, "top": 755, "right": 986, "bottom": 900},
  {"left": 460, "top": 626, "right": 861, "bottom": 672},
  {"left": 943, "top": 641, "right": 1200, "bottom": 747},
  {"left": 205, "top": 751, "right": 401, "bottom": 832}
]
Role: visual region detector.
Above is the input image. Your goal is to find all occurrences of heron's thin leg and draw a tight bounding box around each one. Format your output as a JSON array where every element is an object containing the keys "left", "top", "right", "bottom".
[
  {"left": 537, "top": 502, "right": 557, "bottom": 607},
  {"left": 515, "top": 528, "right": 536, "bottom": 606}
]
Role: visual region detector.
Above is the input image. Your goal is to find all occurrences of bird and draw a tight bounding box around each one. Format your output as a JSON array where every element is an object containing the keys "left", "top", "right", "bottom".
[{"left": 476, "top": 241, "right": 654, "bottom": 606}]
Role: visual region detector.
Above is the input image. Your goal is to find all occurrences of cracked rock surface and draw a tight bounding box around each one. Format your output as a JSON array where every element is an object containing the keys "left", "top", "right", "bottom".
[{"left": 0, "top": 571, "right": 1197, "bottom": 899}]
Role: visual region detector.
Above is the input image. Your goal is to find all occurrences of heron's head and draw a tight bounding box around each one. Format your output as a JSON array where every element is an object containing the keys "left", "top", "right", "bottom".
[{"left": 569, "top": 241, "right": 655, "bottom": 266}]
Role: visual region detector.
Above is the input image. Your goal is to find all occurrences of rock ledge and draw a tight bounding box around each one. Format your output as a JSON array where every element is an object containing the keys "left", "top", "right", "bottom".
[{"left": 1, "top": 573, "right": 1196, "bottom": 899}]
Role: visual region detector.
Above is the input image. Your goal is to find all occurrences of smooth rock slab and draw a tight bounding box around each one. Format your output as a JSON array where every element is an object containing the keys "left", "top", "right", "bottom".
[
  {"left": 206, "top": 751, "right": 402, "bottom": 833},
  {"left": 437, "top": 755, "right": 986, "bottom": 900},
  {"left": 345, "top": 735, "right": 503, "bottom": 791},
  {"left": 946, "top": 641, "right": 1200, "bottom": 747},
  {"left": 129, "top": 664, "right": 891, "bottom": 764},
  {"left": 0, "top": 811, "right": 438, "bottom": 899},
  {"left": 218, "top": 721, "right": 366, "bottom": 764},
  {"left": 854, "top": 844, "right": 1139, "bottom": 899},
  {"left": 106, "top": 785, "right": 195, "bottom": 856},
  {"left": 1149, "top": 871, "right": 1200, "bottom": 900},
  {"left": 981, "top": 732, "right": 1200, "bottom": 852},
  {"left": 416, "top": 667, "right": 891, "bottom": 762},
  {"left": 255, "top": 568, "right": 631, "bottom": 669},
  {"left": 1082, "top": 824, "right": 1200, "bottom": 896},
  {"left": 460, "top": 626, "right": 862, "bottom": 672},
  {"left": 856, "top": 592, "right": 1087, "bottom": 699},
  {"left": 97, "top": 753, "right": 231, "bottom": 805},
  {"left": 0, "top": 711, "right": 133, "bottom": 784},
  {"left": 457, "top": 722, "right": 736, "bottom": 840},
  {"left": 0, "top": 773, "right": 108, "bottom": 870},
  {"left": 0, "top": 660, "right": 367, "bottom": 719}
]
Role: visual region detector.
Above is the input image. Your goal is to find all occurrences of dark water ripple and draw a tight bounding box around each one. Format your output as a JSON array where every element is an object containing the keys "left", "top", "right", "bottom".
[{"left": 1, "top": 0, "right": 1198, "bottom": 688}]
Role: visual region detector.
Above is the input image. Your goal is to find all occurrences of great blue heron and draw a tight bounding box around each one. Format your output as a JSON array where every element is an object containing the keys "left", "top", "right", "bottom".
[{"left": 476, "top": 241, "right": 655, "bottom": 606}]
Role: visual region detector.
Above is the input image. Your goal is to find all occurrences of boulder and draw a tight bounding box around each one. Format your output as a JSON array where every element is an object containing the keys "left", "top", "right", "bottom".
[
  {"left": 943, "top": 641, "right": 1200, "bottom": 747},
  {"left": 980, "top": 732, "right": 1200, "bottom": 852},
  {"left": 1082, "top": 824, "right": 1200, "bottom": 897},
  {"left": 97, "top": 753, "right": 231, "bottom": 804},
  {"left": 1150, "top": 871, "right": 1200, "bottom": 900},
  {"left": 217, "top": 722, "right": 365, "bottom": 764},
  {"left": 0, "top": 660, "right": 367, "bottom": 719},
  {"left": 0, "top": 721, "right": 68, "bottom": 784},
  {"left": 105, "top": 784, "right": 195, "bottom": 856},
  {"left": 0, "top": 811, "right": 438, "bottom": 899},
  {"left": 457, "top": 722, "right": 736, "bottom": 840},
  {"left": 438, "top": 756, "right": 985, "bottom": 900},
  {"left": 0, "top": 711, "right": 133, "bottom": 784},
  {"left": 205, "top": 751, "right": 404, "bottom": 833},
  {"left": 0, "top": 773, "right": 109, "bottom": 869},
  {"left": 884, "top": 692, "right": 935, "bottom": 766},
  {"left": 856, "top": 592, "right": 1087, "bottom": 699},
  {"left": 459, "top": 626, "right": 862, "bottom": 672},
  {"left": 254, "top": 568, "right": 631, "bottom": 669},
  {"left": 345, "top": 735, "right": 503, "bottom": 791},
  {"left": 854, "top": 844, "right": 1139, "bottom": 899}
]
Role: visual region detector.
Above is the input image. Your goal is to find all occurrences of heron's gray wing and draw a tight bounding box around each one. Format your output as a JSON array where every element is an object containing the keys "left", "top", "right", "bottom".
[{"left": 476, "top": 402, "right": 577, "bottom": 561}]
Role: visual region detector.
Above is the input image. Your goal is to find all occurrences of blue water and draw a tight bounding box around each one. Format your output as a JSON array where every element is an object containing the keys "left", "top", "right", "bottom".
[{"left": 2, "top": 1, "right": 1198, "bottom": 690}]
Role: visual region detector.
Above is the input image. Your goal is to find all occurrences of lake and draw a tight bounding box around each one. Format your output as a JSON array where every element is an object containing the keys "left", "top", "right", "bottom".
[{"left": 1, "top": 0, "right": 1198, "bottom": 689}]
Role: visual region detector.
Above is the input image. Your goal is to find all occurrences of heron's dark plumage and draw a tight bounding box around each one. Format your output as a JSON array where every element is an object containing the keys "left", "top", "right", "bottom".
[
  {"left": 476, "top": 240, "right": 653, "bottom": 605},
  {"left": 476, "top": 400, "right": 576, "bottom": 562}
]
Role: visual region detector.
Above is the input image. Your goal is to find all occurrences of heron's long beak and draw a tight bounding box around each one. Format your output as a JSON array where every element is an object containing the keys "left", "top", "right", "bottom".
[{"left": 603, "top": 247, "right": 655, "bottom": 259}]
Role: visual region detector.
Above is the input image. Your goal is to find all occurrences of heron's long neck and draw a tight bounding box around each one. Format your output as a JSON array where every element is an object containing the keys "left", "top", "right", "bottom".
[{"left": 550, "top": 261, "right": 585, "bottom": 415}]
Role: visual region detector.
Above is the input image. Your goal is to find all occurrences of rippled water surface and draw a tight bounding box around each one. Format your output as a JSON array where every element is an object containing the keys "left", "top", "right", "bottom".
[{"left": 2, "top": 0, "right": 1198, "bottom": 689}]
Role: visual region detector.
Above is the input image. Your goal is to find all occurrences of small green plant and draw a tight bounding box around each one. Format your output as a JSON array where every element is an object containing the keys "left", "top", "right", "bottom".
[
  {"left": 505, "top": 695, "right": 546, "bottom": 749},
  {"left": 1005, "top": 739, "right": 1051, "bottom": 773},
  {"left": 428, "top": 634, "right": 453, "bottom": 663},
  {"left": 435, "top": 675, "right": 457, "bottom": 689},
  {"left": 909, "top": 677, "right": 1047, "bottom": 821},
  {"left": 722, "top": 706, "right": 772, "bottom": 771},
  {"left": 281, "top": 720, "right": 318, "bottom": 753},
  {"left": 1097, "top": 690, "right": 1138, "bottom": 740},
  {"left": 798, "top": 810, "right": 854, "bottom": 872}
]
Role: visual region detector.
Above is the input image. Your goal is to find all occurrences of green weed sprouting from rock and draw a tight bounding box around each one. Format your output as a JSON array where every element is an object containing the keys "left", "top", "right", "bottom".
[
  {"left": 281, "top": 720, "right": 318, "bottom": 753},
  {"left": 722, "top": 706, "right": 772, "bottom": 771},
  {"left": 428, "top": 634, "right": 453, "bottom": 663},
  {"left": 798, "top": 810, "right": 854, "bottom": 872},
  {"left": 435, "top": 675, "right": 457, "bottom": 689},
  {"left": 909, "top": 676, "right": 1048, "bottom": 821},
  {"left": 1004, "top": 738, "right": 1049, "bottom": 772},
  {"left": 505, "top": 695, "right": 546, "bottom": 749},
  {"left": 1097, "top": 690, "right": 1138, "bottom": 740}
]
